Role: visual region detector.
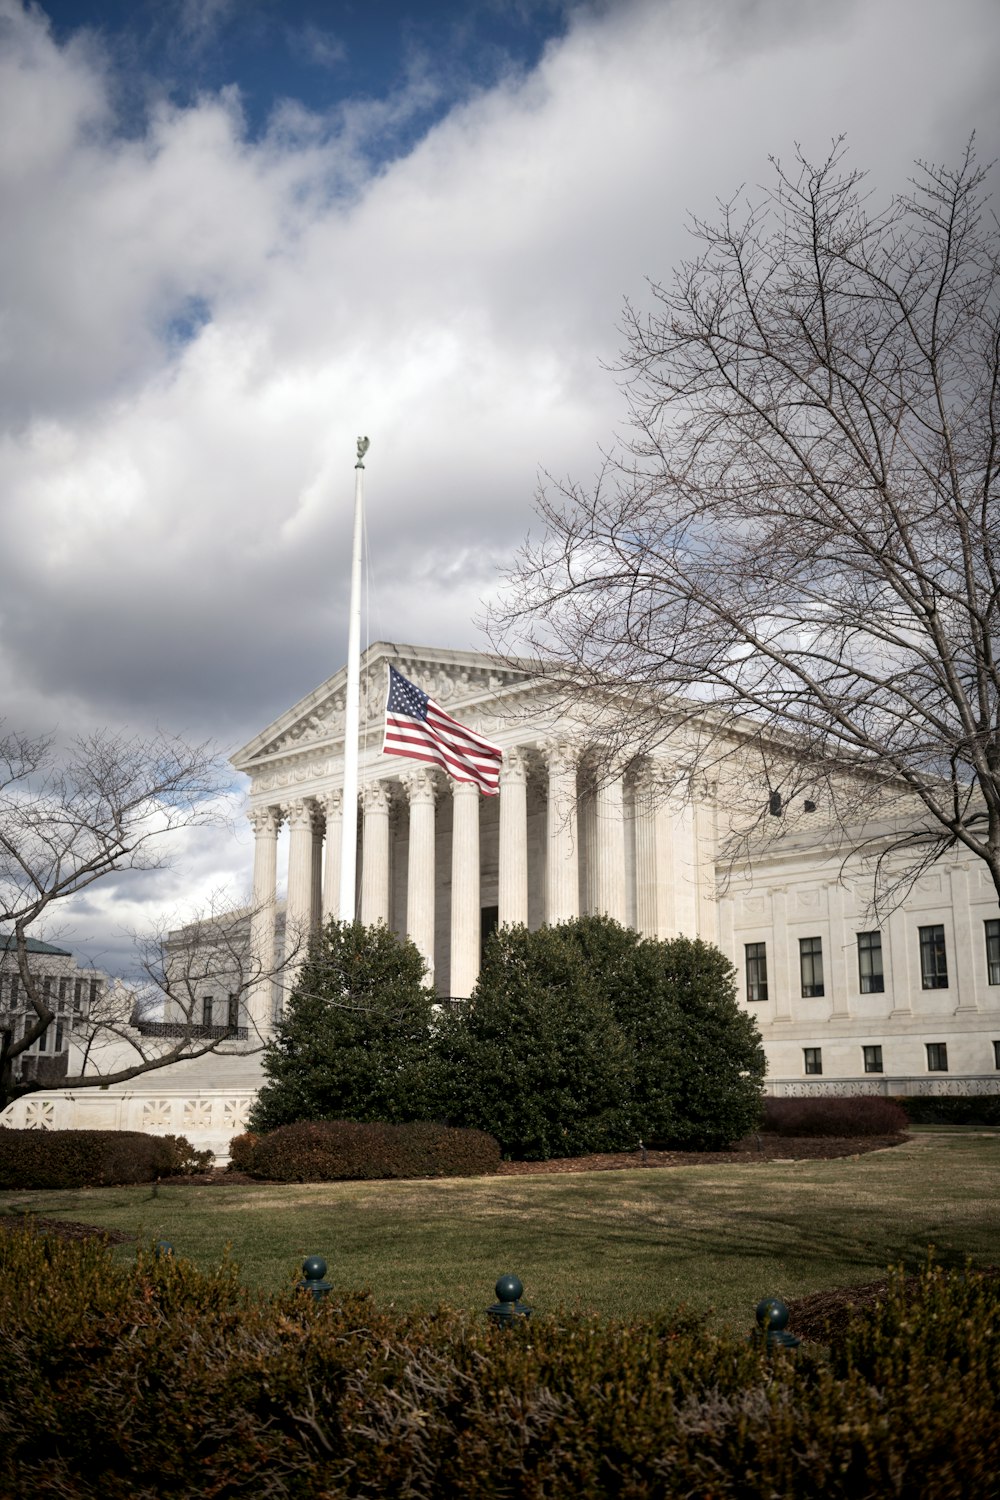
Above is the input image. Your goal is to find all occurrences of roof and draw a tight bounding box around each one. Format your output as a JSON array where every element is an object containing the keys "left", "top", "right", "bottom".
[{"left": 0, "top": 934, "right": 73, "bottom": 957}]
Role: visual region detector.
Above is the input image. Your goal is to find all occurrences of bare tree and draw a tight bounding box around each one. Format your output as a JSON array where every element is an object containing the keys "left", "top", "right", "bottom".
[
  {"left": 0, "top": 724, "right": 292, "bottom": 1111},
  {"left": 497, "top": 142, "right": 1000, "bottom": 907}
]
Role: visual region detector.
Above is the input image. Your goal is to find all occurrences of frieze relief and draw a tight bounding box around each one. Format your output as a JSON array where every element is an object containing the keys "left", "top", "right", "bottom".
[{"left": 258, "top": 658, "right": 532, "bottom": 758}]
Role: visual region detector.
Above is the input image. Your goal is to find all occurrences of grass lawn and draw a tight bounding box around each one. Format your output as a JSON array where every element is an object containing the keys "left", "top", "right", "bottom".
[{"left": 1, "top": 1129, "right": 996, "bottom": 1332}]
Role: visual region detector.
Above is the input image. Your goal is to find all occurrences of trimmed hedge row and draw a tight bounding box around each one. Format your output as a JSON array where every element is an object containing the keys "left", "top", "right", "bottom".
[
  {"left": 761, "top": 1095, "right": 909, "bottom": 1137},
  {"left": 895, "top": 1094, "right": 1000, "bottom": 1126},
  {"left": 0, "top": 1130, "right": 210, "bottom": 1188},
  {"left": 232, "top": 1119, "right": 501, "bottom": 1181},
  {"left": 0, "top": 1229, "right": 998, "bottom": 1498}
]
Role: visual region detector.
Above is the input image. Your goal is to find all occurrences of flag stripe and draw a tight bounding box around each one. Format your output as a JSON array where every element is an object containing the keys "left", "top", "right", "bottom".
[{"left": 382, "top": 664, "right": 503, "bottom": 795}]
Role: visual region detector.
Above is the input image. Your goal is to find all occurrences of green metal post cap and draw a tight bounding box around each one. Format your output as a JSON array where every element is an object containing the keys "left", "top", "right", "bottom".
[
  {"left": 154, "top": 1240, "right": 174, "bottom": 1259},
  {"left": 486, "top": 1273, "right": 532, "bottom": 1327},
  {"left": 297, "top": 1255, "right": 332, "bottom": 1301},
  {"left": 752, "top": 1296, "right": 800, "bottom": 1349}
]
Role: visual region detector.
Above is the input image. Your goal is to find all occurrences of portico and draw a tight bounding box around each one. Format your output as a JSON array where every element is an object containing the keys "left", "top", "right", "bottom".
[{"left": 234, "top": 643, "right": 713, "bottom": 1025}]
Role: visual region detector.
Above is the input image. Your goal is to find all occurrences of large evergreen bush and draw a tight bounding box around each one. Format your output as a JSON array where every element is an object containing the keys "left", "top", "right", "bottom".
[
  {"left": 250, "top": 920, "right": 437, "bottom": 1132},
  {"left": 435, "top": 918, "right": 765, "bottom": 1158},
  {"left": 434, "top": 922, "right": 634, "bottom": 1159}
]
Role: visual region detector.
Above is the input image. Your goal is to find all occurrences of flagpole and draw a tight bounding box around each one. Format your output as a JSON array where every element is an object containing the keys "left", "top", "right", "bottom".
[{"left": 339, "top": 435, "right": 368, "bottom": 921}]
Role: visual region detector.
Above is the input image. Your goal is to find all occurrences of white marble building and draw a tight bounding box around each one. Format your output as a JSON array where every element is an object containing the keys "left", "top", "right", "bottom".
[{"left": 3, "top": 640, "right": 998, "bottom": 1155}]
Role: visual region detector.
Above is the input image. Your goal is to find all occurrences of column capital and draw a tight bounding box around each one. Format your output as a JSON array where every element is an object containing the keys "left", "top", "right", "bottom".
[
  {"left": 500, "top": 746, "right": 529, "bottom": 786},
  {"left": 362, "top": 780, "right": 392, "bottom": 814},
  {"left": 248, "top": 805, "right": 281, "bottom": 837},
  {"left": 452, "top": 778, "right": 481, "bottom": 802},
  {"left": 284, "top": 798, "right": 314, "bottom": 832},
  {"left": 543, "top": 739, "right": 581, "bottom": 778},
  {"left": 317, "top": 788, "right": 343, "bottom": 817},
  {"left": 403, "top": 768, "right": 438, "bottom": 806}
]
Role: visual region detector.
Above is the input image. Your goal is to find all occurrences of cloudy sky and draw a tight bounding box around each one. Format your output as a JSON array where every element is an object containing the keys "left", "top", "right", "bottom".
[{"left": 3, "top": 0, "right": 999, "bottom": 971}]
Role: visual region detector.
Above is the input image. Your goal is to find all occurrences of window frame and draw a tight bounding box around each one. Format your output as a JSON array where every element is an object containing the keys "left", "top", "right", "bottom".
[
  {"left": 799, "top": 935, "right": 825, "bottom": 997},
  {"left": 926, "top": 1042, "right": 949, "bottom": 1072},
  {"left": 744, "top": 942, "right": 768, "bottom": 1003},
  {"left": 986, "top": 920, "right": 1000, "bottom": 986},
  {"left": 862, "top": 1044, "right": 883, "bottom": 1074},
  {"left": 857, "top": 931, "right": 885, "bottom": 994},
  {"left": 918, "top": 924, "right": 949, "bottom": 990},
  {"left": 803, "top": 1047, "right": 823, "bottom": 1076}
]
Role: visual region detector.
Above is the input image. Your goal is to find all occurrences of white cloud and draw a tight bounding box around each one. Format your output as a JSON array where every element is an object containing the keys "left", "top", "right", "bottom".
[{"left": 1, "top": 0, "right": 998, "bottom": 966}]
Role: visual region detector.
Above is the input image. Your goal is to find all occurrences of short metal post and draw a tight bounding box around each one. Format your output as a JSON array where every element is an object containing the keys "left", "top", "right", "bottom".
[
  {"left": 486, "top": 1274, "right": 532, "bottom": 1328},
  {"left": 297, "top": 1255, "right": 332, "bottom": 1301},
  {"left": 750, "top": 1296, "right": 800, "bottom": 1350}
]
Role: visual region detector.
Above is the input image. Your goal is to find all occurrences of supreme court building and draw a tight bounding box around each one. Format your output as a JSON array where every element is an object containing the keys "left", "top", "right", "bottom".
[
  {"left": 236, "top": 641, "right": 1000, "bottom": 1100},
  {"left": 4, "top": 639, "right": 998, "bottom": 1156}
]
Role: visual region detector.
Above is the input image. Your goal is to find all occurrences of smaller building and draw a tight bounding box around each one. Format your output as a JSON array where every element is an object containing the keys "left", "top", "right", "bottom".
[{"left": 0, "top": 936, "right": 104, "bottom": 1086}]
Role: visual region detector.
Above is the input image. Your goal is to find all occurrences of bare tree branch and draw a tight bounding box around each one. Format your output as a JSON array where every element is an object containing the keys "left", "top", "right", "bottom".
[{"left": 493, "top": 141, "right": 1000, "bottom": 910}]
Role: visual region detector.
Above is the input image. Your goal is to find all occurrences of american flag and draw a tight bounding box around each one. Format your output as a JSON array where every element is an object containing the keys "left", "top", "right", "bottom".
[{"left": 382, "top": 665, "right": 503, "bottom": 795}]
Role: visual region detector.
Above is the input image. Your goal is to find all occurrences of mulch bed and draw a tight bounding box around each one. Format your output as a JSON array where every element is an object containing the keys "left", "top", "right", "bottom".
[
  {"left": 494, "top": 1132, "right": 907, "bottom": 1175},
  {"left": 0, "top": 1214, "right": 134, "bottom": 1244},
  {"left": 785, "top": 1265, "right": 1000, "bottom": 1344}
]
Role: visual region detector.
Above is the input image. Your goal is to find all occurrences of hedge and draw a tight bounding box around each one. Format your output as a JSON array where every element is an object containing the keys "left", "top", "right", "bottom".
[
  {"left": 0, "top": 1129, "right": 208, "bottom": 1188},
  {"left": 762, "top": 1095, "right": 909, "bottom": 1137},
  {"left": 895, "top": 1094, "right": 1000, "bottom": 1126},
  {"left": 238, "top": 1119, "right": 501, "bottom": 1181},
  {"left": 0, "top": 1229, "right": 998, "bottom": 1497}
]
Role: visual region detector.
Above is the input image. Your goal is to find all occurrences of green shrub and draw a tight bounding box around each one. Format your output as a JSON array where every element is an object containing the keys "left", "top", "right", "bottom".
[
  {"left": 246, "top": 1119, "right": 501, "bottom": 1181},
  {"left": 0, "top": 1128, "right": 176, "bottom": 1188},
  {"left": 763, "top": 1095, "right": 909, "bottom": 1137},
  {"left": 434, "top": 921, "right": 635, "bottom": 1159},
  {"left": 251, "top": 919, "right": 438, "bottom": 1132},
  {"left": 0, "top": 1232, "right": 998, "bottom": 1498},
  {"left": 895, "top": 1094, "right": 1000, "bottom": 1126},
  {"left": 436, "top": 918, "right": 765, "bottom": 1157}
]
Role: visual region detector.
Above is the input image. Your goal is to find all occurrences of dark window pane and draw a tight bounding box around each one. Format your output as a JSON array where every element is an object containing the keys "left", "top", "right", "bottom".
[
  {"left": 858, "top": 931, "right": 885, "bottom": 993},
  {"left": 863, "top": 1045, "right": 883, "bottom": 1074},
  {"left": 986, "top": 920, "right": 1000, "bottom": 985},
  {"left": 919, "top": 925, "right": 948, "bottom": 989},
  {"left": 804, "top": 1047, "right": 822, "bottom": 1075},
  {"left": 926, "top": 1042, "right": 948, "bottom": 1072},
  {"left": 800, "top": 936, "right": 824, "bottom": 997},
  {"left": 745, "top": 943, "right": 768, "bottom": 1002}
]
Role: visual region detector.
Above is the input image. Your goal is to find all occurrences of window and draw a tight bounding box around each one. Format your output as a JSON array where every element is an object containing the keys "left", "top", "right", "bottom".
[
  {"left": 745, "top": 942, "right": 768, "bottom": 1002},
  {"left": 58, "top": 977, "right": 69, "bottom": 1012},
  {"left": 227, "top": 993, "right": 239, "bottom": 1030},
  {"left": 986, "top": 920, "right": 1000, "bottom": 985},
  {"left": 993, "top": 1040, "right": 1000, "bottom": 1070},
  {"left": 926, "top": 1042, "right": 948, "bottom": 1072},
  {"left": 857, "top": 931, "right": 885, "bottom": 993},
  {"left": 201, "top": 995, "right": 214, "bottom": 1028},
  {"left": 73, "top": 978, "right": 82, "bottom": 1011},
  {"left": 919, "top": 925, "right": 948, "bottom": 989},
  {"left": 863, "top": 1045, "right": 883, "bottom": 1074},
  {"left": 803, "top": 1047, "right": 822, "bottom": 1075},
  {"left": 799, "top": 936, "right": 824, "bottom": 997}
]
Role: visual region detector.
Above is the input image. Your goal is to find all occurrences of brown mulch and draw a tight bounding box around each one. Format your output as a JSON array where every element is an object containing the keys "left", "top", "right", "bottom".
[
  {"left": 785, "top": 1265, "right": 1000, "bottom": 1344},
  {"left": 0, "top": 1214, "right": 134, "bottom": 1244},
  {"left": 494, "top": 1132, "right": 908, "bottom": 1175}
]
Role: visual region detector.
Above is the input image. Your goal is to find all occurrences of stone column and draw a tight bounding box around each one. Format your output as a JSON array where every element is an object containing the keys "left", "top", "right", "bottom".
[
  {"left": 498, "top": 748, "right": 529, "bottom": 928},
  {"left": 545, "top": 742, "right": 579, "bottom": 923},
  {"left": 285, "top": 799, "right": 316, "bottom": 950},
  {"left": 247, "top": 807, "right": 280, "bottom": 1037},
  {"left": 405, "top": 769, "right": 437, "bottom": 981},
  {"left": 360, "top": 781, "right": 391, "bottom": 926},
  {"left": 451, "top": 781, "right": 481, "bottom": 997},
  {"left": 321, "top": 790, "right": 343, "bottom": 923},
  {"left": 593, "top": 774, "right": 627, "bottom": 923},
  {"left": 310, "top": 807, "right": 325, "bottom": 932},
  {"left": 633, "top": 769, "right": 660, "bottom": 939}
]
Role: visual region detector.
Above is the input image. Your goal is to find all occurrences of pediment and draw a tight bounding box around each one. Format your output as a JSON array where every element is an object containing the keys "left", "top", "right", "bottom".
[{"left": 232, "top": 642, "right": 537, "bottom": 771}]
